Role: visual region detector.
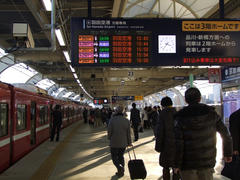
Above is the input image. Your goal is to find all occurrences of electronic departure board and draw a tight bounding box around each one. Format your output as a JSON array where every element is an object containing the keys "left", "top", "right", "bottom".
[
  {"left": 71, "top": 18, "right": 240, "bottom": 66},
  {"left": 78, "top": 33, "right": 151, "bottom": 65}
]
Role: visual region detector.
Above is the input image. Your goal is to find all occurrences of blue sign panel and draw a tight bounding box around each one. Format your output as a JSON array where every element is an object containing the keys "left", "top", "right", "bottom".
[
  {"left": 112, "top": 96, "right": 134, "bottom": 103},
  {"left": 222, "top": 66, "right": 240, "bottom": 82},
  {"left": 71, "top": 18, "right": 240, "bottom": 67}
]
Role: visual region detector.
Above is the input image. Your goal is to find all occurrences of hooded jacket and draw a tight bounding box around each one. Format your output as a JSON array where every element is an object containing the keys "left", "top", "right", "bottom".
[{"left": 174, "top": 103, "right": 232, "bottom": 170}]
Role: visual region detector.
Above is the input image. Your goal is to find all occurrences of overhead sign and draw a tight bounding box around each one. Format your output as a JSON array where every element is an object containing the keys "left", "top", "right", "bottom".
[
  {"left": 71, "top": 18, "right": 240, "bottom": 66},
  {"left": 172, "top": 76, "right": 188, "bottom": 80},
  {"left": 222, "top": 66, "right": 240, "bottom": 82},
  {"left": 112, "top": 96, "right": 134, "bottom": 101},
  {"left": 134, "top": 96, "right": 143, "bottom": 101},
  {"left": 93, "top": 97, "right": 108, "bottom": 105},
  {"left": 208, "top": 68, "right": 221, "bottom": 83}
]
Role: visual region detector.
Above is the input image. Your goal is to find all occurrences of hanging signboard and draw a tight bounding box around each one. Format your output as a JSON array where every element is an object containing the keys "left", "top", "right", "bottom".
[
  {"left": 93, "top": 97, "right": 109, "bottom": 105},
  {"left": 208, "top": 68, "right": 221, "bottom": 83},
  {"left": 222, "top": 66, "right": 240, "bottom": 82},
  {"left": 71, "top": 18, "right": 240, "bottom": 67}
]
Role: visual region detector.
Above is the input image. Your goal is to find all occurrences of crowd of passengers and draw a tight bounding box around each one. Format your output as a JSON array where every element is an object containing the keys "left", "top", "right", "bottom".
[
  {"left": 82, "top": 107, "right": 113, "bottom": 127},
  {"left": 80, "top": 88, "right": 237, "bottom": 180},
  {"left": 105, "top": 87, "right": 234, "bottom": 180},
  {"left": 82, "top": 105, "right": 163, "bottom": 129}
]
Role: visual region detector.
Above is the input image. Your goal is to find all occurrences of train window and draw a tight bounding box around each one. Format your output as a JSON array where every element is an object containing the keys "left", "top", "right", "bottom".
[
  {"left": 17, "top": 104, "right": 27, "bottom": 131},
  {"left": 39, "top": 105, "right": 48, "bottom": 124},
  {"left": 0, "top": 103, "right": 8, "bottom": 137}
]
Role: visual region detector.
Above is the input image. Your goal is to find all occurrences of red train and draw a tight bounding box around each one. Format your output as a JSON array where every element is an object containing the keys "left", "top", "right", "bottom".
[{"left": 0, "top": 82, "right": 83, "bottom": 173}]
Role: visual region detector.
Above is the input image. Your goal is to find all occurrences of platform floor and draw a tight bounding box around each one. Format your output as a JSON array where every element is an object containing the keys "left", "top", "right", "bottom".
[{"left": 0, "top": 120, "right": 230, "bottom": 180}]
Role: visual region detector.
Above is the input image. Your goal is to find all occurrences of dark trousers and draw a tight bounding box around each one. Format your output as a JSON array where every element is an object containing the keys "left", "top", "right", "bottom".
[
  {"left": 110, "top": 147, "right": 126, "bottom": 171},
  {"left": 163, "top": 167, "right": 180, "bottom": 180},
  {"left": 83, "top": 116, "right": 88, "bottom": 123},
  {"left": 133, "top": 124, "right": 139, "bottom": 141},
  {"left": 51, "top": 124, "right": 61, "bottom": 141}
]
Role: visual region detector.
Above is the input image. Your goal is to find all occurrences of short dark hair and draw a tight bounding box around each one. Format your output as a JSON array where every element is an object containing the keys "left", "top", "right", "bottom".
[
  {"left": 116, "top": 106, "right": 123, "bottom": 113},
  {"left": 161, "top": 96, "right": 173, "bottom": 107},
  {"left": 132, "top": 103, "right": 136, "bottom": 108},
  {"left": 185, "top": 87, "right": 201, "bottom": 104},
  {"left": 55, "top": 105, "right": 61, "bottom": 110}
]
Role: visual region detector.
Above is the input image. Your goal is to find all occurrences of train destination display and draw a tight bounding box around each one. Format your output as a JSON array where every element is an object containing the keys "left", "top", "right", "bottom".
[
  {"left": 71, "top": 18, "right": 240, "bottom": 66},
  {"left": 78, "top": 34, "right": 151, "bottom": 65}
]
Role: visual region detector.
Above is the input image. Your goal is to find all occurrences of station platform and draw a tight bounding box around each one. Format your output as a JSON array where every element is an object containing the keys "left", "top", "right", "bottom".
[{"left": 0, "top": 120, "right": 230, "bottom": 180}]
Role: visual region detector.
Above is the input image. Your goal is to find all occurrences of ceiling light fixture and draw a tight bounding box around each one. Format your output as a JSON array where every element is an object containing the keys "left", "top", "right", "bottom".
[
  {"left": 73, "top": 73, "right": 78, "bottom": 79},
  {"left": 69, "top": 65, "right": 75, "bottom": 73},
  {"left": 42, "top": 0, "right": 52, "bottom": 11},
  {"left": 55, "top": 29, "right": 65, "bottom": 46},
  {"left": 0, "top": 48, "right": 7, "bottom": 58},
  {"left": 63, "top": 51, "right": 71, "bottom": 63}
]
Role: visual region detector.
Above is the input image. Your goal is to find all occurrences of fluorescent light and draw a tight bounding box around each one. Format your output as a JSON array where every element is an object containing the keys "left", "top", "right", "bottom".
[
  {"left": 69, "top": 65, "right": 75, "bottom": 73},
  {"left": 0, "top": 48, "right": 7, "bottom": 58},
  {"left": 77, "top": 79, "right": 80, "bottom": 84},
  {"left": 55, "top": 29, "right": 65, "bottom": 46},
  {"left": 73, "top": 73, "right": 78, "bottom": 79},
  {"left": 63, "top": 51, "right": 71, "bottom": 63},
  {"left": 42, "top": 0, "right": 52, "bottom": 11}
]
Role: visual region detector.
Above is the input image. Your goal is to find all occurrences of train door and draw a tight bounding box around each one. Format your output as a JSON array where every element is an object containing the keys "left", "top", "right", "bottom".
[
  {"left": 49, "top": 104, "right": 53, "bottom": 135},
  {"left": 30, "top": 101, "right": 36, "bottom": 145}
]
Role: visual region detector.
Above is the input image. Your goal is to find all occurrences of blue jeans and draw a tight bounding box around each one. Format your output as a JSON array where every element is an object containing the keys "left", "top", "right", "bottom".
[{"left": 110, "top": 147, "right": 126, "bottom": 171}]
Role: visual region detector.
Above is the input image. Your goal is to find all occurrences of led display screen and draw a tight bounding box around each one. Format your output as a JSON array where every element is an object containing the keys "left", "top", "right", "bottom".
[
  {"left": 77, "top": 33, "right": 151, "bottom": 65},
  {"left": 93, "top": 98, "right": 108, "bottom": 105},
  {"left": 71, "top": 18, "right": 240, "bottom": 66}
]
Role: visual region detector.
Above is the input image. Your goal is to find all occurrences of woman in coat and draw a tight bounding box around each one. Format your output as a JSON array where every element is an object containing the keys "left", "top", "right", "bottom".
[{"left": 155, "top": 96, "right": 177, "bottom": 180}]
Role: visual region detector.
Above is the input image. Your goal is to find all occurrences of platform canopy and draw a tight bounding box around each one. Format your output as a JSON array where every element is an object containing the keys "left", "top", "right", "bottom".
[{"left": 0, "top": 0, "right": 239, "bottom": 100}]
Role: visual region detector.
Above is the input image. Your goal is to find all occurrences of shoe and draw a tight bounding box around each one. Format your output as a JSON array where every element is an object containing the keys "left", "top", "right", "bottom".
[
  {"left": 116, "top": 166, "right": 124, "bottom": 177},
  {"left": 116, "top": 170, "right": 124, "bottom": 177},
  {"left": 117, "top": 171, "right": 124, "bottom": 178}
]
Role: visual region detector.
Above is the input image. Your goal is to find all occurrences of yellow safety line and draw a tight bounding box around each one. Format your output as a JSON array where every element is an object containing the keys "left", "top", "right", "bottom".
[{"left": 30, "top": 123, "right": 81, "bottom": 180}]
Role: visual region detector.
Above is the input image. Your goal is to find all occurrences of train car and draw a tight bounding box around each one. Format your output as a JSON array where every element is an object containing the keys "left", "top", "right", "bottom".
[
  {"left": 0, "top": 82, "right": 11, "bottom": 173},
  {"left": 0, "top": 82, "right": 83, "bottom": 173}
]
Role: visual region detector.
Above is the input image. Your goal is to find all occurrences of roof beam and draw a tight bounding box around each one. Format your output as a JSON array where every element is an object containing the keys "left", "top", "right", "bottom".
[
  {"left": 0, "top": 5, "right": 29, "bottom": 12},
  {"left": 14, "top": 52, "right": 64, "bottom": 62},
  {"left": 24, "top": 0, "right": 51, "bottom": 42}
]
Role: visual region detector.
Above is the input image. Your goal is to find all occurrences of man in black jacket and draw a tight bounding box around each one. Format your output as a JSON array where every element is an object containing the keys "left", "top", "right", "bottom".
[
  {"left": 229, "top": 108, "right": 240, "bottom": 155},
  {"left": 174, "top": 87, "right": 232, "bottom": 180},
  {"left": 130, "top": 103, "right": 141, "bottom": 141},
  {"left": 50, "top": 105, "right": 62, "bottom": 142},
  {"left": 155, "top": 96, "right": 177, "bottom": 180}
]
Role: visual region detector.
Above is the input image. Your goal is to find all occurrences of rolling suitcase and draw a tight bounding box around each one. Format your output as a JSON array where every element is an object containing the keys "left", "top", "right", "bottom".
[{"left": 127, "top": 146, "right": 147, "bottom": 179}]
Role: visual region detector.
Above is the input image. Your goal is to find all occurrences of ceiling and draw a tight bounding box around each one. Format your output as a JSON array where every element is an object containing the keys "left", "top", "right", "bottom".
[{"left": 0, "top": 0, "right": 240, "bottom": 100}]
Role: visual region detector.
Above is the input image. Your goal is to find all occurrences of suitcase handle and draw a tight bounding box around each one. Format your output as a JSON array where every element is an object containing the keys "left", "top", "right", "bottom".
[{"left": 127, "top": 145, "right": 137, "bottom": 160}]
